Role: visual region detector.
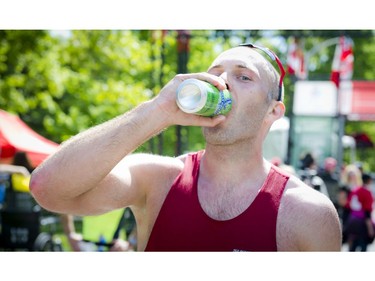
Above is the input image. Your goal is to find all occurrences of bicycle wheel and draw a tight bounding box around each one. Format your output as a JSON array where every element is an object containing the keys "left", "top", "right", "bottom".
[{"left": 33, "top": 233, "right": 63, "bottom": 251}]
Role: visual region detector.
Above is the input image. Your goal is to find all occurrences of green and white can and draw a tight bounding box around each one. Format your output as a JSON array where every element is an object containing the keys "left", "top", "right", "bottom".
[{"left": 176, "top": 78, "right": 232, "bottom": 117}]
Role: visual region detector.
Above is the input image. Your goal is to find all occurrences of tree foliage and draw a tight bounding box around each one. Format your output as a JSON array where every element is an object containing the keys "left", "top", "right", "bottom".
[{"left": 1, "top": 30, "right": 374, "bottom": 169}]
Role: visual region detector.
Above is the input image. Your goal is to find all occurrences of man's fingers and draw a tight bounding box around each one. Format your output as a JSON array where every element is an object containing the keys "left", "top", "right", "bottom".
[
  {"left": 183, "top": 114, "right": 226, "bottom": 127},
  {"left": 174, "top": 73, "right": 227, "bottom": 91}
]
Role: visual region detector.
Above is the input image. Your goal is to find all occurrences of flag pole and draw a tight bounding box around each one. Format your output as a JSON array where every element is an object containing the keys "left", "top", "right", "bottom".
[{"left": 303, "top": 37, "right": 340, "bottom": 79}]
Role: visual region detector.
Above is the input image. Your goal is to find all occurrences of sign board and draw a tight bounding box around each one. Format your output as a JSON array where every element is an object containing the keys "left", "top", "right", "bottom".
[
  {"left": 343, "top": 81, "right": 375, "bottom": 121},
  {"left": 293, "top": 81, "right": 338, "bottom": 116}
]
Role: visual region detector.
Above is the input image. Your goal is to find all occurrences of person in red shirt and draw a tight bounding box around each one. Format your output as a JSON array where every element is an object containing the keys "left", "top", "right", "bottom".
[{"left": 345, "top": 173, "right": 375, "bottom": 251}]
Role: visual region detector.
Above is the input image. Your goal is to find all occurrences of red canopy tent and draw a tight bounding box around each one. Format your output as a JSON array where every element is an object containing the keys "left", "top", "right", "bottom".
[{"left": 0, "top": 109, "right": 59, "bottom": 167}]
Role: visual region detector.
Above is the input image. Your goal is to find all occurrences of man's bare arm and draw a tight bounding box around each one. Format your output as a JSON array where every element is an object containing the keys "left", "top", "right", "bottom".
[{"left": 30, "top": 73, "right": 226, "bottom": 215}]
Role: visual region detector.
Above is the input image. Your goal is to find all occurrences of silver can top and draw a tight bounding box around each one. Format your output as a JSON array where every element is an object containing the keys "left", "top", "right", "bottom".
[{"left": 176, "top": 79, "right": 207, "bottom": 113}]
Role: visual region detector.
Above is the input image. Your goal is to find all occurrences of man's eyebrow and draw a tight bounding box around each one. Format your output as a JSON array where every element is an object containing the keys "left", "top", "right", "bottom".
[
  {"left": 207, "top": 64, "right": 223, "bottom": 71},
  {"left": 208, "top": 64, "right": 252, "bottom": 71},
  {"left": 236, "top": 64, "right": 250, "bottom": 69}
]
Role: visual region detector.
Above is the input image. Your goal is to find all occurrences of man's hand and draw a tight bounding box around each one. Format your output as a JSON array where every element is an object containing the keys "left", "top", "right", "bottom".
[
  {"left": 109, "top": 239, "right": 130, "bottom": 251},
  {"left": 154, "top": 73, "right": 228, "bottom": 128},
  {"left": 67, "top": 232, "right": 83, "bottom": 252}
]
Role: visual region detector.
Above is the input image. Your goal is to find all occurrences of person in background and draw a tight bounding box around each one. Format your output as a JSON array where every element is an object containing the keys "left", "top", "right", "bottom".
[
  {"left": 338, "top": 163, "right": 363, "bottom": 232},
  {"left": 341, "top": 164, "right": 363, "bottom": 191},
  {"left": 0, "top": 151, "right": 33, "bottom": 176},
  {"left": 61, "top": 207, "right": 137, "bottom": 251},
  {"left": 270, "top": 156, "right": 297, "bottom": 176},
  {"left": 318, "top": 157, "right": 340, "bottom": 205},
  {"left": 344, "top": 173, "right": 374, "bottom": 251},
  {"left": 0, "top": 151, "right": 33, "bottom": 207},
  {"left": 298, "top": 152, "right": 329, "bottom": 198},
  {"left": 12, "top": 151, "right": 34, "bottom": 173}
]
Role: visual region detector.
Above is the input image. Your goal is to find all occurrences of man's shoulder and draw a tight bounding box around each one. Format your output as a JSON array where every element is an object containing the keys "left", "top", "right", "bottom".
[
  {"left": 277, "top": 175, "right": 341, "bottom": 250},
  {"left": 283, "top": 175, "right": 335, "bottom": 211},
  {"left": 281, "top": 175, "right": 338, "bottom": 223},
  {"left": 122, "top": 152, "right": 194, "bottom": 184}
]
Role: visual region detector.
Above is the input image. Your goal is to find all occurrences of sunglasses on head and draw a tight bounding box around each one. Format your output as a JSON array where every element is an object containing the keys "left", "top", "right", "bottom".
[{"left": 239, "top": 43, "right": 285, "bottom": 101}]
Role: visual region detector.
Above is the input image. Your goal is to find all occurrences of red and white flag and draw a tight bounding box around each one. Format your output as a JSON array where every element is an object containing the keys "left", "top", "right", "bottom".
[
  {"left": 330, "top": 36, "right": 354, "bottom": 88},
  {"left": 287, "top": 37, "right": 306, "bottom": 80}
]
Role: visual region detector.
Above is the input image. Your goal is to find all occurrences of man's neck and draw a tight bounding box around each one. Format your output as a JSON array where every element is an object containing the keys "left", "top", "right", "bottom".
[
  {"left": 201, "top": 141, "right": 268, "bottom": 187},
  {"left": 197, "top": 141, "right": 271, "bottom": 220}
]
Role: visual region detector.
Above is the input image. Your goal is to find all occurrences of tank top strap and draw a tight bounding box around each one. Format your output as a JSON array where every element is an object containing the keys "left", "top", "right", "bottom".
[
  {"left": 190, "top": 150, "right": 204, "bottom": 178},
  {"left": 176, "top": 150, "right": 203, "bottom": 190},
  {"left": 259, "top": 165, "right": 290, "bottom": 206}
]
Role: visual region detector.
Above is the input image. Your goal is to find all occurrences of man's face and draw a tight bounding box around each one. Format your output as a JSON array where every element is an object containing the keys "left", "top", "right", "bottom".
[{"left": 202, "top": 47, "right": 273, "bottom": 145}]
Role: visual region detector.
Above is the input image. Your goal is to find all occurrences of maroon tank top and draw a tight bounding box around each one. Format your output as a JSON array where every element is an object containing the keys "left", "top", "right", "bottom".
[{"left": 145, "top": 150, "right": 289, "bottom": 251}]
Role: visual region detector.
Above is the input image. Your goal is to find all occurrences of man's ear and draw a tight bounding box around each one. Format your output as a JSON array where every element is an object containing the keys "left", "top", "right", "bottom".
[{"left": 268, "top": 101, "right": 285, "bottom": 122}]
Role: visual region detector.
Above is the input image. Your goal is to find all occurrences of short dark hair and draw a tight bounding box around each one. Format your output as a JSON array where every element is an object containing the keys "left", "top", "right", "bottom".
[{"left": 362, "top": 173, "right": 372, "bottom": 185}]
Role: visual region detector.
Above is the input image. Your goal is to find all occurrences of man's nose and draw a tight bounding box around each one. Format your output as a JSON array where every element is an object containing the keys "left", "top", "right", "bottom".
[{"left": 219, "top": 72, "right": 230, "bottom": 90}]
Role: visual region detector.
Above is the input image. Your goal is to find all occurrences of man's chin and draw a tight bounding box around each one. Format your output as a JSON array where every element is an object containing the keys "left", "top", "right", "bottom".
[{"left": 202, "top": 128, "right": 231, "bottom": 146}]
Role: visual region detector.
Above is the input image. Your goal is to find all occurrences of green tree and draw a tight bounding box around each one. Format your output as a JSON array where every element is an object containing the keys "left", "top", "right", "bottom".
[
  {"left": 0, "top": 30, "right": 60, "bottom": 133},
  {"left": 1, "top": 30, "right": 154, "bottom": 143}
]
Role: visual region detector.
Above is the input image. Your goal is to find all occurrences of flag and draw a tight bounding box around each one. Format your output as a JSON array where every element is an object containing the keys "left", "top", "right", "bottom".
[
  {"left": 287, "top": 37, "right": 306, "bottom": 80},
  {"left": 330, "top": 36, "right": 354, "bottom": 88}
]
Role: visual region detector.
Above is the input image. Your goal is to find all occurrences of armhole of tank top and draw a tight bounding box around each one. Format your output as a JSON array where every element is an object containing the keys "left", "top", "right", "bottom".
[{"left": 168, "top": 150, "right": 203, "bottom": 192}]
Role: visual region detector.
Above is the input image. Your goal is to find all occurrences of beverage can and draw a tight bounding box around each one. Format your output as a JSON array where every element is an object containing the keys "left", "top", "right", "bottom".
[{"left": 176, "top": 78, "right": 232, "bottom": 116}]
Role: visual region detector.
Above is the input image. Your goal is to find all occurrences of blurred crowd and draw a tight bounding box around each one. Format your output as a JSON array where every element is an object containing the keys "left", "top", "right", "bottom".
[{"left": 272, "top": 153, "right": 375, "bottom": 252}]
